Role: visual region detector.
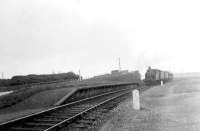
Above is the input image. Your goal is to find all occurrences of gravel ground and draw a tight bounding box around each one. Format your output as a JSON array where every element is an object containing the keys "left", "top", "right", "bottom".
[{"left": 100, "top": 77, "right": 200, "bottom": 131}]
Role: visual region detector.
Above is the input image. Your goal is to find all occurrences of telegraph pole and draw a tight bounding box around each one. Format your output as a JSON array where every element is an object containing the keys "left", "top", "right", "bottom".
[
  {"left": 118, "top": 57, "right": 121, "bottom": 71},
  {"left": 78, "top": 69, "right": 81, "bottom": 81}
]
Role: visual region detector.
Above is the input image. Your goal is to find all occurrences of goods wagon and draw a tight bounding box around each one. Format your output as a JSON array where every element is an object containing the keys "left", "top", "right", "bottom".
[
  {"left": 164, "top": 72, "right": 169, "bottom": 80},
  {"left": 144, "top": 67, "right": 173, "bottom": 85},
  {"left": 160, "top": 71, "right": 165, "bottom": 80}
]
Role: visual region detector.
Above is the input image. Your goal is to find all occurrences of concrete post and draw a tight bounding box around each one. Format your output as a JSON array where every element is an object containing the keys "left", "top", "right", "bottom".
[
  {"left": 132, "top": 89, "right": 140, "bottom": 110},
  {"left": 161, "top": 80, "right": 163, "bottom": 86}
]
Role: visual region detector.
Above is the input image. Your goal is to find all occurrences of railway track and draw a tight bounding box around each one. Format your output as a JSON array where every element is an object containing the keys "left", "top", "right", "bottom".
[
  {"left": 0, "top": 85, "right": 147, "bottom": 131},
  {"left": 61, "top": 89, "right": 133, "bottom": 131}
]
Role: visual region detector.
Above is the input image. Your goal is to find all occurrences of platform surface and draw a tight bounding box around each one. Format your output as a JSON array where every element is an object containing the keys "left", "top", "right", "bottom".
[
  {"left": 0, "top": 87, "right": 73, "bottom": 123},
  {"left": 100, "top": 77, "right": 200, "bottom": 131}
]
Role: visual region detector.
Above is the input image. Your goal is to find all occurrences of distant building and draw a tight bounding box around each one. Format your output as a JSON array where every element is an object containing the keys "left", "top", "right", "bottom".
[
  {"left": 111, "top": 70, "right": 120, "bottom": 75},
  {"left": 120, "top": 70, "right": 129, "bottom": 74},
  {"left": 92, "top": 69, "right": 139, "bottom": 79},
  {"left": 111, "top": 70, "right": 129, "bottom": 75},
  {"left": 93, "top": 73, "right": 110, "bottom": 78}
]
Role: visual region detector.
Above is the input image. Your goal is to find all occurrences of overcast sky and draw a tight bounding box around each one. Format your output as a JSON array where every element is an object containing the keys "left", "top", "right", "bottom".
[{"left": 0, "top": 0, "right": 200, "bottom": 78}]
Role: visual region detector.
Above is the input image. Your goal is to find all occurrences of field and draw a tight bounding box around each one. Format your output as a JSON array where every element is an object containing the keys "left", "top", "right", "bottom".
[{"left": 100, "top": 77, "right": 200, "bottom": 131}]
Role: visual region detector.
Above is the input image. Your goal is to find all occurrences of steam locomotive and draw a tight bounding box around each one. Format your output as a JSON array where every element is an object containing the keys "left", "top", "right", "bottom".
[{"left": 144, "top": 67, "right": 173, "bottom": 85}]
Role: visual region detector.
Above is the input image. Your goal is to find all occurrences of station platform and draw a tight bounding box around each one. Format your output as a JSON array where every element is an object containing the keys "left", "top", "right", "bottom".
[
  {"left": 0, "top": 87, "right": 73, "bottom": 123},
  {"left": 100, "top": 77, "right": 200, "bottom": 131}
]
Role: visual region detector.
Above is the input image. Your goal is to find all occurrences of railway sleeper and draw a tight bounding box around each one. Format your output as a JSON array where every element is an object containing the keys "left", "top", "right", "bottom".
[
  {"left": 70, "top": 123, "right": 89, "bottom": 129},
  {"left": 75, "top": 120, "right": 95, "bottom": 125},
  {"left": 70, "top": 108, "right": 89, "bottom": 111},
  {"left": 10, "top": 126, "right": 45, "bottom": 131},
  {"left": 90, "top": 110, "right": 106, "bottom": 115},
  {"left": 70, "top": 105, "right": 92, "bottom": 109},
  {"left": 83, "top": 113, "right": 100, "bottom": 117},
  {"left": 33, "top": 118, "right": 62, "bottom": 123},
  {"left": 50, "top": 112, "right": 76, "bottom": 116},
  {"left": 53, "top": 110, "right": 71, "bottom": 114},
  {"left": 93, "top": 109, "right": 108, "bottom": 113},
  {"left": 41, "top": 115, "right": 68, "bottom": 119},
  {"left": 81, "top": 116, "right": 97, "bottom": 120},
  {"left": 25, "top": 122, "right": 56, "bottom": 127},
  {"left": 80, "top": 119, "right": 98, "bottom": 126}
]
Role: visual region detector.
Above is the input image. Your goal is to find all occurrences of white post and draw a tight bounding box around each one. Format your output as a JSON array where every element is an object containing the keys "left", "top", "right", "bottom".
[
  {"left": 161, "top": 80, "right": 163, "bottom": 86},
  {"left": 132, "top": 89, "right": 140, "bottom": 110}
]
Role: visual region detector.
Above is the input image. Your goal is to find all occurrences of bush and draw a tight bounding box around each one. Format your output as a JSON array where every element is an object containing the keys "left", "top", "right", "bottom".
[
  {"left": 0, "top": 72, "right": 80, "bottom": 87},
  {"left": 0, "top": 79, "right": 10, "bottom": 87},
  {"left": 10, "top": 72, "right": 79, "bottom": 85}
]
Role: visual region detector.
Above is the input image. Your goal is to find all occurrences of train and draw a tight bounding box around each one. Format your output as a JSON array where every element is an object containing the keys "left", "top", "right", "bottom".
[{"left": 144, "top": 67, "right": 173, "bottom": 85}]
